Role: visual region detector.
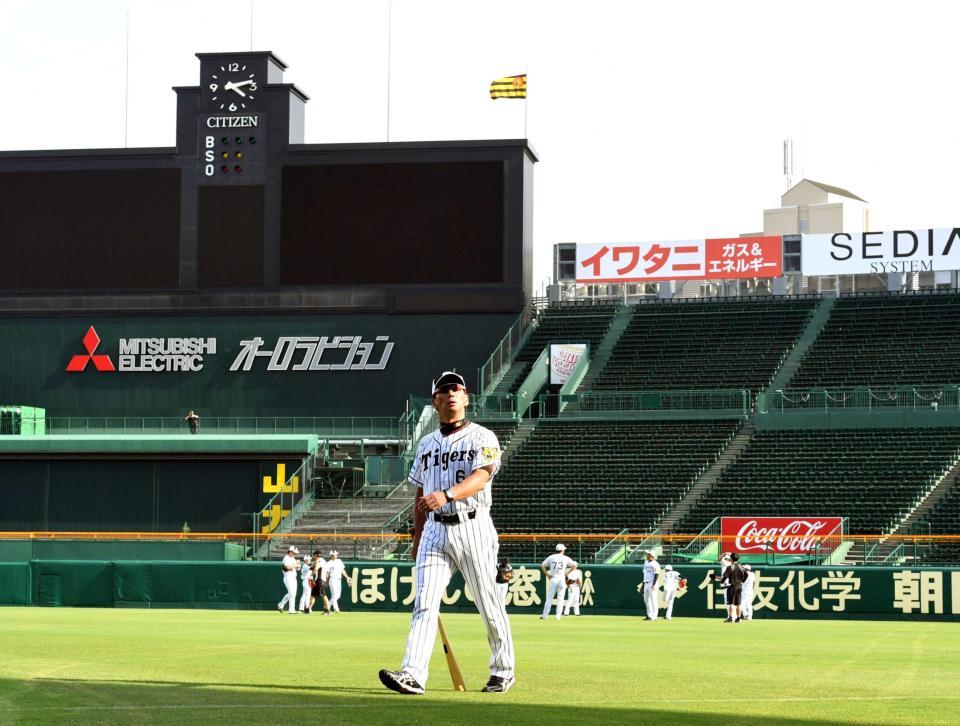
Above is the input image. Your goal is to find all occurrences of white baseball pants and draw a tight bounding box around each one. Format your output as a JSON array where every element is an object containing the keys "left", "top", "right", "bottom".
[
  {"left": 278, "top": 573, "right": 297, "bottom": 613},
  {"left": 643, "top": 582, "right": 659, "bottom": 620},
  {"left": 497, "top": 581, "right": 509, "bottom": 605},
  {"left": 299, "top": 580, "right": 312, "bottom": 611},
  {"left": 741, "top": 588, "right": 754, "bottom": 619},
  {"left": 401, "top": 510, "right": 514, "bottom": 687},
  {"left": 663, "top": 587, "right": 677, "bottom": 618},
  {"left": 329, "top": 579, "right": 343, "bottom": 611},
  {"left": 563, "top": 585, "right": 581, "bottom": 615},
  {"left": 542, "top": 578, "right": 567, "bottom": 619}
]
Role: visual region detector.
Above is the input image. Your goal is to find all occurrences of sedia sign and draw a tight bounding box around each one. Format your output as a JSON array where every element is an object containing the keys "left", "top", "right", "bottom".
[{"left": 802, "top": 227, "right": 960, "bottom": 276}]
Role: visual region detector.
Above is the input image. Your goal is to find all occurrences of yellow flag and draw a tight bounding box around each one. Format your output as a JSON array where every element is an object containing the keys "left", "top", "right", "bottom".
[{"left": 490, "top": 74, "right": 527, "bottom": 99}]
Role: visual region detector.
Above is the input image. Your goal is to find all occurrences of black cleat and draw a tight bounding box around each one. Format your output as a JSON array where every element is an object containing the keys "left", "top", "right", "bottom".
[
  {"left": 379, "top": 669, "right": 424, "bottom": 695},
  {"left": 482, "top": 675, "right": 516, "bottom": 693}
]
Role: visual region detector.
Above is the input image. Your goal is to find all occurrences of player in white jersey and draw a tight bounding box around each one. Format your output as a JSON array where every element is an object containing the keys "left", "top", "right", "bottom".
[
  {"left": 661, "top": 564, "right": 682, "bottom": 619},
  {"left": 563, "top": 564, "right": 583, "bottom": 616},
  {"left": 380, "top": 371, "right": 515, "bottom": 696},
  {"left": 641, "top": 550, "right": 661, "bottom": 620},
  {"left": 277, "top": 545, "right": 300, "bottom": 614},
  {"left": 326, "top": 551, "right": 352, "bottom": 612},
  {"left": 741, "top": 564, "right": 755, "bottom": 620},
  {"left": 541, "top": 544, "right": 576, "bottom": 620},
  {"left": 298, "top": 555, "right": 313, "bottom": 613},
  {"left": 496, "top": 560, "right": 513, "bottom": 605}
]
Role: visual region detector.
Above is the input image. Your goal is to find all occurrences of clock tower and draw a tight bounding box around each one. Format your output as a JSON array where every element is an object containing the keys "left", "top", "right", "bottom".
[{"left": 173, "top": 52, "right": 308, "bottom": 288}]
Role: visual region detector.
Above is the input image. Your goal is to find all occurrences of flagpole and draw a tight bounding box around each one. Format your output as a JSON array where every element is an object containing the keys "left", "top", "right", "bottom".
[{"left": 386, "top": 0, "right": 392, "bottom": 142}]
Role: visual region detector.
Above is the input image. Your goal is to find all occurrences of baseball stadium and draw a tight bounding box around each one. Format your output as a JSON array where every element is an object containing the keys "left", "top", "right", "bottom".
[{"left": 1, "top": 36, "right": 959, "bottom": 726}]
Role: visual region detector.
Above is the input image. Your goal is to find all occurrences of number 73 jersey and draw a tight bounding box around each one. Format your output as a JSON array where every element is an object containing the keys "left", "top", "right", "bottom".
[{"left": 408, "top": 422, "right": 501, "bottom": 514}]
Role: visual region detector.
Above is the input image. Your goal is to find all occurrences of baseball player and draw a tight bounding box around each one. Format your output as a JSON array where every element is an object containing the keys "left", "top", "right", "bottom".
[
  {"left": 277, "top": 545, "right": 300, "bottom": 614},
  {"left": 661, "top": 564, "right": 683, "bottom": 620},
  {"left": 719, "top": 553, "right": 748, "bottom": 622},
  {"left": 298, "top": 555, "right": 313, "bottom": 613},
  {"left": 541, "top": 544, "right": 576, "bottom": 620},
  {"left": 496, "top": 559, "right": 514, "bottom": 605},
  {"left": 741, "top": 564, "right": 756, "bottom": 621},
  {"left": 311, "top": 550, "right": 331, "bottom": 615},
  {"left": 563, "top": 563, "right": 583, "bottom": 616},
  {"left": 326, "top": 551, "right": 352, "bottom": 612},
  {"left": 641, "top": 550, "right": 661, "bottom": 620},
  {"left": 379, "top": 371, "right": 515, "bottom": 695}
]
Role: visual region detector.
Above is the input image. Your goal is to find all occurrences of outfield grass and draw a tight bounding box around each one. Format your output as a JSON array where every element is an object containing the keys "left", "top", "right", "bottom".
[{"left": 0, "top": 608, "right": 957, "bottom": 725}]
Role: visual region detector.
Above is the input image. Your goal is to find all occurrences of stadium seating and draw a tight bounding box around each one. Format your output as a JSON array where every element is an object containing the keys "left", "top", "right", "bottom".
[
  {"left": 492, "top": 419, "right": 742, "bottom": 559},
  {"left": 493, "top": 304, "right": 618, "bottom": 394},
  {"left": 677, "top": 428, "right": 960, "bottom": 535},
  {"left": 789, "top": 293, "right": 960, "bottom": 388},
  {"left": 918, "top": 479, "right": 960, "bottom": 565},
  {"left": 588, "top": 298, "right": 817, "bottom": 394},
  {"left": 476, "top": 419, "right": 519, "bottom": 452}
]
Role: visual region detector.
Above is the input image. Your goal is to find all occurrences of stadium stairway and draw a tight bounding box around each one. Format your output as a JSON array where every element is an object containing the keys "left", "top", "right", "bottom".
[
  {"left": 267, "top": 492, "right": 413, "bottom": 560},
  {"left": 576, "top": 306, "right": 633, "bottom": 391},
  {"left": 890, "top": 454, "right": 960, "bottom": 536},
  {"left": 762, "top": 296, "right": 836, "bottom": 394},
  {"left": 654, "top": 420, "right": 754, "bottom": 535}
]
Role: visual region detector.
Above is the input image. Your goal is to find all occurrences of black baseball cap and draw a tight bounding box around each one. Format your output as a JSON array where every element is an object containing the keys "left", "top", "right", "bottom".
[{"left": 432, "top": 371, "right": 466, "bottom": 394}]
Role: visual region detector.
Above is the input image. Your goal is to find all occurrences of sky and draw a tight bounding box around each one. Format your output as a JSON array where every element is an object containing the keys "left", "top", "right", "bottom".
[{"left": 2, "top": 0, "right": 958, "bottom": 293}]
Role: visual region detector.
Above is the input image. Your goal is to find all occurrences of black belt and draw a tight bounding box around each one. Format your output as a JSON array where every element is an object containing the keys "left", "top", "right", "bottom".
[{"left": 432, "top": 510, "right": 477, "bottom": 525}]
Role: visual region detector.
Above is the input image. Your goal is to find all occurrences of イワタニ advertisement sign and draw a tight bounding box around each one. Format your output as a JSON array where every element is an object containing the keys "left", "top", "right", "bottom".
[
  {"left": 722, "top": 517, "right": 844, "bottom": 555},
  {"left": 801, "top": 227, "right": 960, "bottom": 276},
  {"left": 575, "top": 237, "right": 782, "bottom": 283},
  {"left": 550, "top": 343, "right": 588, "bottom": 385}
]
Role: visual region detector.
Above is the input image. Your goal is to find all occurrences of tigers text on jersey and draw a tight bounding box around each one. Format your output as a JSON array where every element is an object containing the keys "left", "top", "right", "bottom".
[
  {"left": 541, "top": 553, "right": 576, "bottom": 580},
  {"left": 409, "top": 422, "right": 501, "bottom": 512}
]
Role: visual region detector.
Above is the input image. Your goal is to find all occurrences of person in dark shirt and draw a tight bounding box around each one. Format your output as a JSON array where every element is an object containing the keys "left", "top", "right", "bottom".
[
  {"left": 495, "top": 559, "right": 513, "bottom": 605},
  {"left": 721, "top": 553, "right": 748, "bottom": 623}
]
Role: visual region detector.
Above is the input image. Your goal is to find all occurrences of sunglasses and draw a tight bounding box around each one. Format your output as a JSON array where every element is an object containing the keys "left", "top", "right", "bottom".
[{"left": 434, "top": 383, "right": 466, "bottom": 394}]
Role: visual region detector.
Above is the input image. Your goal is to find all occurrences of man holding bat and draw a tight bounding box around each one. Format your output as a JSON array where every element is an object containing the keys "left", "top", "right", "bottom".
[{"left": 379, "top": 371, "right": 516, "bottom": 695}]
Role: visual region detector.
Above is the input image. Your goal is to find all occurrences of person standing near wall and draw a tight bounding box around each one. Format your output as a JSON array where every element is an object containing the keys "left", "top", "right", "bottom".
[
  {"left": 326, "top": 550, "right": 352, "bottom": 612},
  {"left": 277, "top": 545, "right": 300, "bottom": 614}
]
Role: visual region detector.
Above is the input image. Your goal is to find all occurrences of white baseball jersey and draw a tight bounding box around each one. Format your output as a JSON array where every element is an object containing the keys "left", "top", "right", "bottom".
[
  {"left": 327, "top": 559, "right": 348, "bottom": 582},
  {"left": 541, "top": 553, "right": 576, "bottom": 580},
  {"left": 281, "top": 554, "right": 297, "bottom": 577},
  {"left": 663, "top": 570, "right": 681, "bottom": 591},
  {"left": 300, "top": 562, "right": 312, "bottom": 580},
  {"left": 642, "top": 559, "right": 660, "bottom": 584},
  {"left": 566, "top": 569, "right": 582, "bottom": 588},
  {"left": 408, "top": 422, "right": 501, "bottom": 511},
  {"left": 743, "top": 570, "right": 756, "bottom": 594}
]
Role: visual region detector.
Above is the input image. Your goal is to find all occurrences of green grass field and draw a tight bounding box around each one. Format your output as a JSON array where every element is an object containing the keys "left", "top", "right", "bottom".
[{"left": 0, "top": 608, "right": 957, "bottom": 725}]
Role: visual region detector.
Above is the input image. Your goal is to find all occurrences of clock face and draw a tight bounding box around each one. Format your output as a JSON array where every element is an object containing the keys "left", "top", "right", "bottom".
[{"left": 208, "top": 62, "right": 258, "bottom": 112}]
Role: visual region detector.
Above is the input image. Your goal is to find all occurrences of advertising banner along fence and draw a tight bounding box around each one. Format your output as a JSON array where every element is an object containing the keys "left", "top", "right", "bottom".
[
  {"left": 575, "top": 237, "right": 782, "bottom": 283},
  {"left": 721, "top": 517, "right": 845, "bottom": 556}
]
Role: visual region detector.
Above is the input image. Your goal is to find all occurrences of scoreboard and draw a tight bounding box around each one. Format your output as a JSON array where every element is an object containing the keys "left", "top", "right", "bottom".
[{"left": 0, "top": 51, "right": 536, "bottom": 314}]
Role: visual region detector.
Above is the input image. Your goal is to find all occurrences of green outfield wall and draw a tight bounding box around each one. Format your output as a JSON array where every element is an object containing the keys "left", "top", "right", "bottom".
[
  {"left": 2, "top": 561, "right": 958, "bottom": 620},
  {"left": 0, "top": 313, "right": 515, "bottom": 418}
]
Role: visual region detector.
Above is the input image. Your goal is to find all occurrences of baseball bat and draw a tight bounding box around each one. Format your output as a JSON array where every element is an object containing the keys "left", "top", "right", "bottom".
[{"left": 437, "top": 615, "right": 466, "bottom": 692}]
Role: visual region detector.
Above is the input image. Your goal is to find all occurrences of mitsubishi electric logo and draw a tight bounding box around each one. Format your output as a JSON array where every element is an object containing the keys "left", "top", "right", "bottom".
[
  {"left": 65, "top": 326, "right": 116, "bottom": 372},
  {"left": 65, "top": 326, "right": 216, "bottom": 373}
]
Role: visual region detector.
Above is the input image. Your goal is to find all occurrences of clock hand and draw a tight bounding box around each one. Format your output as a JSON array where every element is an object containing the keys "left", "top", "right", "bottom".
[{"left": 224, "top": 81, "right": 247, "bottom": 98}]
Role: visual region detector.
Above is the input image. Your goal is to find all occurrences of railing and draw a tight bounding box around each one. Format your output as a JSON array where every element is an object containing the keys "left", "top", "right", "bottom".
[
  {"left": 12, "top": 416, "right": 402, "bottom": 438},
  {"left": 252, "top": 454, "right": 317, "bottom": 557},
  {"left": 592, "top": 528, "right": 629, "bottom": 563},
  {"left": 2, "top": 531, "right": 960, "bottom": 564},
  {"left": 759, "top": 386, "right": 960, "bottom": 413},
  {"left": 536, "top": 390, "right": 750, "bottom": 417},
  {"left": 477, "top": 305, "right": 537, "bottom": 396}
]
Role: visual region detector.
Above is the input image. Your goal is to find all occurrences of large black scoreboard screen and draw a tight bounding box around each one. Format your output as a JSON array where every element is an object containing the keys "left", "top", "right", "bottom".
[
  {"left": 0, "top": 169, "right": 181, "bottom": 290},
  {"left": 0, "top": 51, "right": 533, "bottom": 308},
  {"left": 279, "top": 161, "right": 504, "bottom": 285}
]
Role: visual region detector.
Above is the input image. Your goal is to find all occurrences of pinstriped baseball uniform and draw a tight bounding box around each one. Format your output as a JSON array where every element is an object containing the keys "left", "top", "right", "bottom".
[{"left": 400, "top": 422, "right": 515, "bottom": 687}]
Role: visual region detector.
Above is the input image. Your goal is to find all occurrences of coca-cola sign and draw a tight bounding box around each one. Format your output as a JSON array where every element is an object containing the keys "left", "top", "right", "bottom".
[{"left": 722, "top": 517, "right": 844, "bottom": 554}]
